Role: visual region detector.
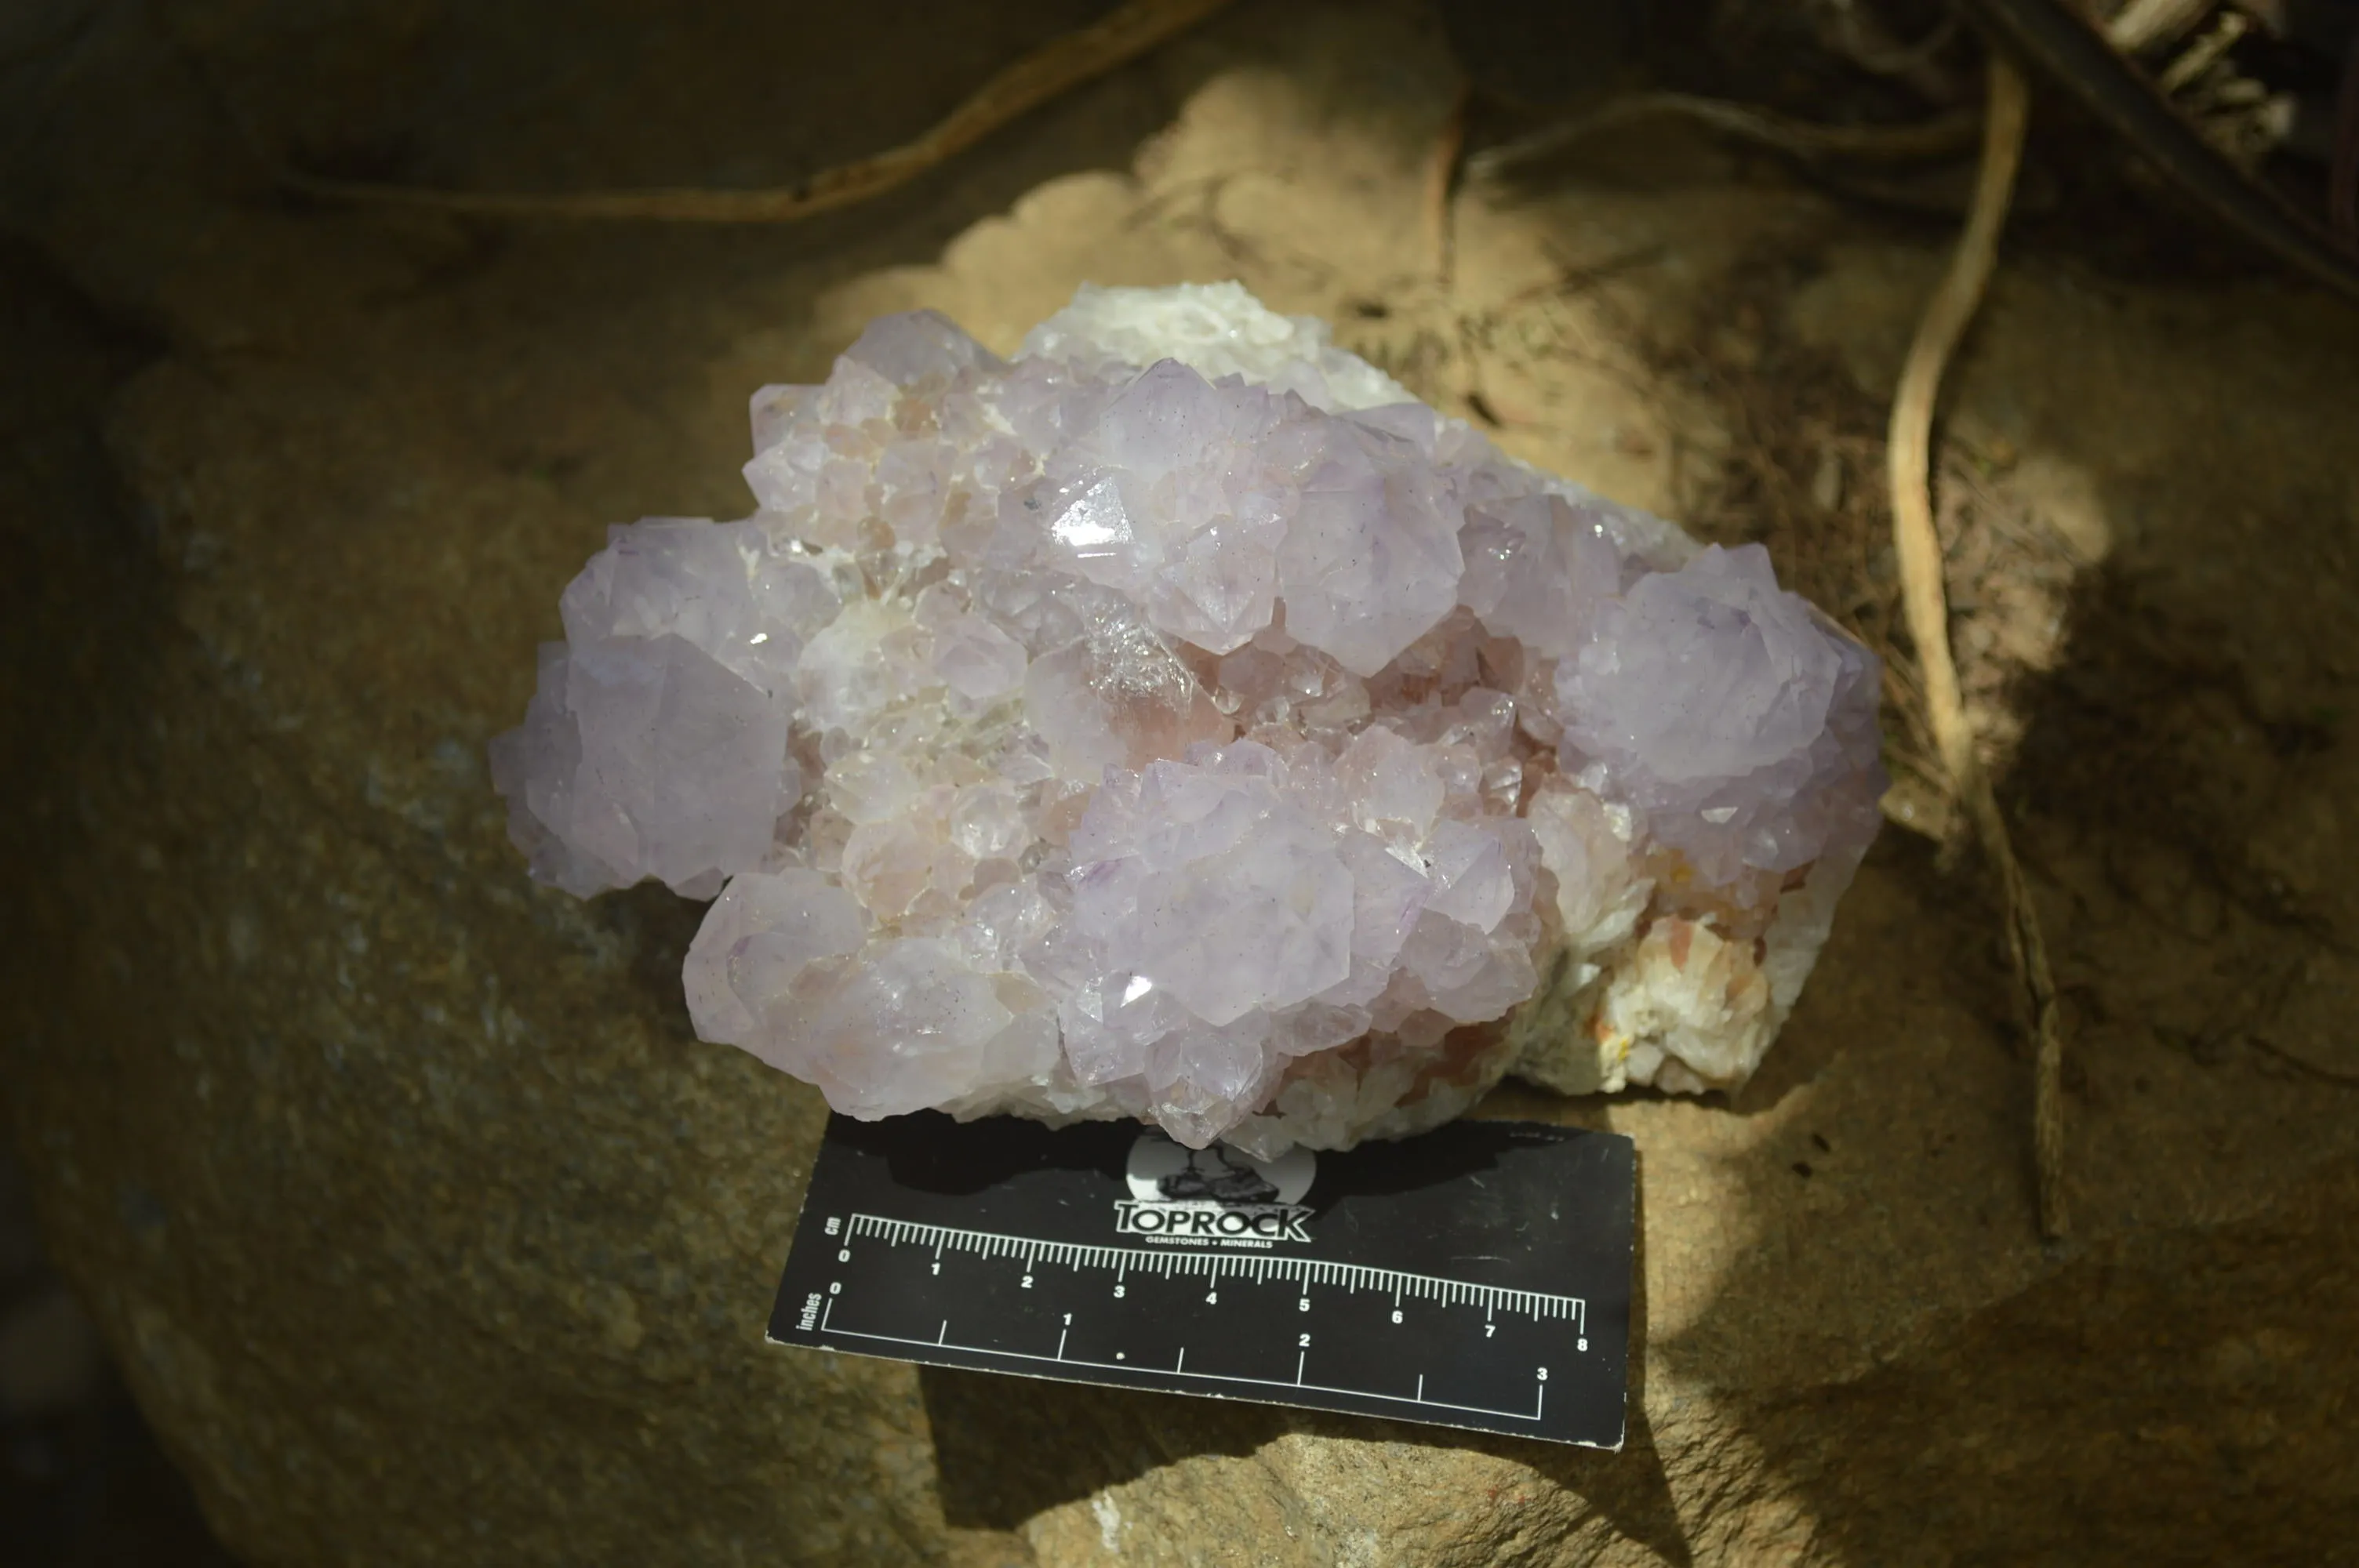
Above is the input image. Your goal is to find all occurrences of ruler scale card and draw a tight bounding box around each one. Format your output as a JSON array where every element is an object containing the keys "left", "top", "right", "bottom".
[{"left": 769, "top": 1113, "right": 1635, "bottom": 1449}]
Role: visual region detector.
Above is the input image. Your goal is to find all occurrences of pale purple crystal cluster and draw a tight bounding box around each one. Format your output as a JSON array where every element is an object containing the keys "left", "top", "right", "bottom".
[{"left": 490, "top": 283, "right": 1885, "bottom": 1153}]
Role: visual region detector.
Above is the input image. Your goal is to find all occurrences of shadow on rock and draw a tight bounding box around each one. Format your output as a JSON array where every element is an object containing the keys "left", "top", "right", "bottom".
[{"left": 1646, "top": 250, "right": 2359, "bottom": 1556}]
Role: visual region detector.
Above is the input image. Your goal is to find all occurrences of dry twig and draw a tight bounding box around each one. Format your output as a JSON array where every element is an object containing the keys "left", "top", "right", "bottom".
[
  {"left": 1426, "top": 79, "right": 1473, "bottom": 288},
  {"left": 1468, "top": 93, "right": 1980, "bottom": 183},
  {"left": 1885, "top": 52, "right": 2068, "bottom": 1240},
  {"left": 275, "top": 0, "right": 1235, "bottom": 222}
]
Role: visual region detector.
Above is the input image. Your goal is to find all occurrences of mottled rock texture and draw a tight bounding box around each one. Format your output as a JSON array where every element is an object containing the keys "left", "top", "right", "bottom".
[{"left": 6, "top": 2, "right": 2359, "bottom": 1566}]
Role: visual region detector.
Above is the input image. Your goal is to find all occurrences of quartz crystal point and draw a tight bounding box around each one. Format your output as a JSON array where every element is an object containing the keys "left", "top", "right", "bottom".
[{"left": 491, "top": 281, "right": 1886, "bottom": 1153}]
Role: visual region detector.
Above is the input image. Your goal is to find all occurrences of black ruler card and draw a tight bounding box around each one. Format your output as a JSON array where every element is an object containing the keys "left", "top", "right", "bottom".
[{"left": 769, "top": 1113, "right": 1635, "bottom": 1449}]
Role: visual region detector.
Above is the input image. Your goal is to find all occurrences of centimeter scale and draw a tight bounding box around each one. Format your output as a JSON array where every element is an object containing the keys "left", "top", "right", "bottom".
[{"left": 769, "top": 1111, "right": 1635, "bottom": 1448}]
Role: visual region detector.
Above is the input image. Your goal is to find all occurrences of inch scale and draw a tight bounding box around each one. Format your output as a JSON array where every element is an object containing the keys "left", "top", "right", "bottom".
[{"left": 771, "top": 1113, "right": 1633, "bottom": 1447}]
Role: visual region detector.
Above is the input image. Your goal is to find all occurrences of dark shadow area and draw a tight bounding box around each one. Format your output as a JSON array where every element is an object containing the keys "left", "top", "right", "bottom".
[
  {"left": 818, "top": 1106, "right": 1530, "bottom": 1202},
  {"left": 1438, "top": 0, "right": 1648, "bottom": 110},
  {"left": 0, "top": 245, "right": 234, "bottom": 1565},
  {"left": 0, "top": 1369, "right": 241, "bottom": 1568},
  {"left": 0, "top": 1154, "right": 238, "bottom": 1568},
  {"left": 1728, "top": 1148, "right": 2359, "bottom": 1563},
  {"left": 830, "top": 1112, "right": 1147, "bottom": 1196},
  {"left": 604, "top": 879, "right": 712, "bottom": 1014}
]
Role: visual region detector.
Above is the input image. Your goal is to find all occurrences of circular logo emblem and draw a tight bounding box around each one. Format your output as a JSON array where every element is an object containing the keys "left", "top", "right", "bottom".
[{"left": 1124, "top": 1133, "right": 1315, "bottom": 1206}]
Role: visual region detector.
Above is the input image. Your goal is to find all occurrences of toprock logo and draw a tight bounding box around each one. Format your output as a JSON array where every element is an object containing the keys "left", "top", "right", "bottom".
[{"left": 1117, "top": 1134, "right": 1317, "bottom": 1246}]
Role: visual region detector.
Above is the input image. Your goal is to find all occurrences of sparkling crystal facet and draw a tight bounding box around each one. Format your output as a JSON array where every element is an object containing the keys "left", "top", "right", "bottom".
[{"left": 493, "top": 283, "right": 1885, "bottom": 1149}]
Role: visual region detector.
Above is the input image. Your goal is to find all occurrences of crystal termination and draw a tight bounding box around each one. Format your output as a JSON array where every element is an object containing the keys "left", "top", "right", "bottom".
[{"left": 491, "top": 283, "right": 1885, "bottom": 1154}]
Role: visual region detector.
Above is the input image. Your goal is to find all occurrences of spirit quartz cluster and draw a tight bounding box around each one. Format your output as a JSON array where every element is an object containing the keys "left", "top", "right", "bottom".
[{"left": 491, "top": 283, "right": 1884, "bottom": 1156}]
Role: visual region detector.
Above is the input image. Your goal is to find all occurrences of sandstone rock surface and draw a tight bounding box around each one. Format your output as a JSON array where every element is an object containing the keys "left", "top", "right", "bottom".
[{"left": 6, "top": 2, "right": 2359, "bottom": 1564}]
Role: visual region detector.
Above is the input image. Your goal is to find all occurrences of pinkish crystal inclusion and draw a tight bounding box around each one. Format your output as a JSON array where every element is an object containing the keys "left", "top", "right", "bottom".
[{"left": 490, "top": 284, "right": 1884, "bottom": 1153}]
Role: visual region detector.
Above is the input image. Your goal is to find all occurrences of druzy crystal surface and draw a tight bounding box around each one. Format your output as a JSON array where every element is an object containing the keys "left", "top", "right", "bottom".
[{"left": 490, "top": 283, "right": 1885, "bottom": 1153}]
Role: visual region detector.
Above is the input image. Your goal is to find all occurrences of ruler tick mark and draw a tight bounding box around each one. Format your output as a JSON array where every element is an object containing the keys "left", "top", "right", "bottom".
[
  {"left": 937, "top": 1320, "right": 947, "bottom": 1345},
  {"left": 1056, "top": 1329, "right": 1067, "bottom": 1360},
  {"left": 839, "top": 1216, "right": 1585, "bottom": 1321}
]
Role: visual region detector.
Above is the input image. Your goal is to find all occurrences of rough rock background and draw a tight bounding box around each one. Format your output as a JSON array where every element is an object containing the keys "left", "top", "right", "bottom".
[{"left": 4, "top": 1, "right": 2358, "bottom": 1563}]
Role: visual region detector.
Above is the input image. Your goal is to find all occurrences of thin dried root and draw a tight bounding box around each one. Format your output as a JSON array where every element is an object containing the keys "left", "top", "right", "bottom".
[
  {"left": 1469, "top": 94, "right": 1981, "bottom": 183},
  {"left": 1885, "top": 53, "right": 2068, "bottom": 1240},
  {"left": 1427, "top": 78, "right": 1472, "bottom": 288},
  {"left": 279, "top": 0, "right": 1235, "bottom": 223}
]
